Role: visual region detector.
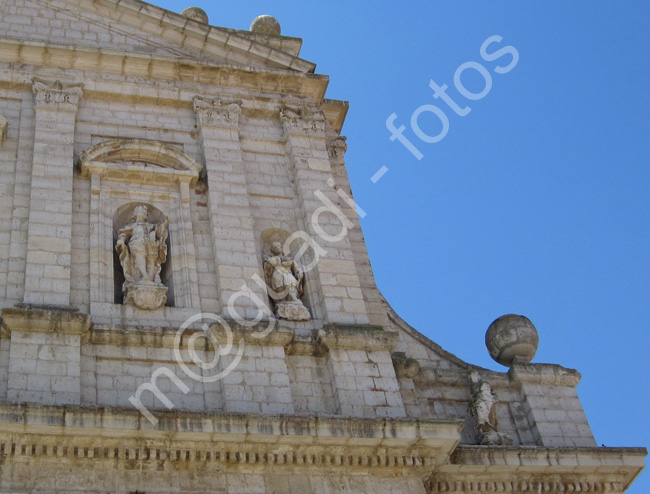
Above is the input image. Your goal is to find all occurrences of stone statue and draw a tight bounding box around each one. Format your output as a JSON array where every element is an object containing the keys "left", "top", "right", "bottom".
[
  {"left": 115, "top": 205, "right": 169, "bottom": 310},
  {"left": 468, "top": 370, "right": 512, "bottom": 445},
  {"left": 263, "top": 241, "right": 310, "bottom": 321}
]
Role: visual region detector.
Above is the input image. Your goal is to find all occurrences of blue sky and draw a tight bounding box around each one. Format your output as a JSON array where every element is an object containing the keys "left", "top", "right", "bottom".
[{"left": 156, "top": 1, "right": 649, "bottom": 490}]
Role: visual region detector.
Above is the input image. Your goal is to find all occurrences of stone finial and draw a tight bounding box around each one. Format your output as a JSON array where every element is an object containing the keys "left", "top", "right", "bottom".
[
  {"left": 250, "top": 15, "right": 281, "bottom": 36},
  {"left": 485, "top": 314, "right": 539, "bottom": 367},
  {"left": 32, "top": 78, "right": 83, "bottom": 111},
  {"left": 193, "top": 96, "right": 242, "bottom": 129},
  {"left": 280, "top": 106, "right": 327, "bottom": 137},
  {"left": 181, "top": 7, "right": 209, "bottom": 24}
]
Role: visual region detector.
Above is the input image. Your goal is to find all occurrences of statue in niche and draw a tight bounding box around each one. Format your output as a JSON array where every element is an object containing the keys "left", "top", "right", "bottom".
[
  {"left": 263, "top": 241, "right": 310, "bottom": 321},
  {"left": 115, "top": 205, "right": 169, "bottom": 310},
  {"left": 468, "top": 370, "right": 513, "bottom": 445}
]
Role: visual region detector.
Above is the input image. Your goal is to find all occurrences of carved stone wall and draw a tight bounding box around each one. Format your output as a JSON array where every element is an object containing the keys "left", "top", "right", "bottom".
[{"left": 0, "top": 0, "right": 643, "bottom": 492}]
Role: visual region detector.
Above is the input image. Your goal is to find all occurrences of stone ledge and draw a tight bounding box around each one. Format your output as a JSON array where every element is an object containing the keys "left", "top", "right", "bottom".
[
  {"left": 1, "top": 306, "right": 91, "bottom": 335},
  {"left": 0, "top": 402, "right": 463, "bottom": 475},
  {"left": 318, "top": 325, "right": 400, "bottom": 352},
  {"left": 427, "top": 445, "right": 648, "bottom": 493},
  {"left": 90, "top": 320, "right": 296, "bottom": 349},
  {"left": 509, "top": 362, "right": 582, "bottom": 387}
]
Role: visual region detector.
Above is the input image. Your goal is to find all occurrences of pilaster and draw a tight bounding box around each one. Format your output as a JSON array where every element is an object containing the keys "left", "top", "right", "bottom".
[
  {"left": 509, "top": 362, "right": 597, "bottom": 447},
  {"left": 210, "top": 323, "right": 295, "bottom": 414},
  {"left": 23, "top": 78, "right": 83, "bottom": 306},
  {"left": 281, "top": 107, "right": 369, "bottom": 325},
  {"left": 318, "top": 326, "right": 406, "bottom": 418},
  {"left": 193, "top": 97, "right": 266, "bottom": 318},
  {"left": 2, "top": 306, "right": 91, "bottom": 405}
]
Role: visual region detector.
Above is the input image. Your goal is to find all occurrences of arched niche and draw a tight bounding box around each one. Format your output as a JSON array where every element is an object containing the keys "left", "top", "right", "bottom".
[
  {"left": 81, "top": 139, "right": 202, "bottom": 325},
  {"left": 260, "top": 228, "right": 317, "bottom": 319},
  {"left": 261, "top": 228, "right": 291, "bottom": 256},
  {"left": 112, "top": 203, "right": 174, "bottom": 307}
]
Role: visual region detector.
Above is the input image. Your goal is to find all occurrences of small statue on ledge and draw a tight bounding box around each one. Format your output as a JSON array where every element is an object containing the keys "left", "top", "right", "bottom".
[
  {"left": 263, "top": 241, "right": 310, "bottom": 321},
  {"left": 115, "top": 205, "right": 169, "bottom": 310},
  {"left": 468, "top": 370, "right": 513, "bottom": 445}
]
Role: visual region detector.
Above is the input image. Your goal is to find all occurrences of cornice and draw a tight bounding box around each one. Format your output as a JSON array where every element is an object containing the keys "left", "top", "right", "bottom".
[
  {"left": 0, "top": 403, "right": 463, "bottom": 475},
  {"left": 0, "top": 37, "right": 328, "bottom": 101},
  {"left": 1, "top": 305, "right": 91, "bottom": 335},
  {"left": 427, "top": 445, "right": 648, "bottom": 493},
  {"left": 51, "top": 0, "right": 316, "bottom": 73}
]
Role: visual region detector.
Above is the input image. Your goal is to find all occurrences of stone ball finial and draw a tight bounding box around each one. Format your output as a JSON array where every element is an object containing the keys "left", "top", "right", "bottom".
[
  {"left": 181, "top": 7, "right": 209, "bottom": 24},
  {"left": 250, "top": 15, "right": 281, "bottom": 36},
  {"left": 485, "top": 314, "right": 539, "bottom": 367}
]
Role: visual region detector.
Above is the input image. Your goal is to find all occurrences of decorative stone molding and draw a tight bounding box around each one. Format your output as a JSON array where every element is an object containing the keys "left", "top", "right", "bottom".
[
  {"left": 427, "top": 479, "right": 625, "bottom": 493},
  {"left": 0, "top": 403, "right": 463, "bottom": 475},
  {"left": 89, "top": 321, "right": 294, "bottom": 349},
  {"left": 428, "top": 445, "right": 647, "bottom": 494},
  {"left": 1, "top": 305, "right": 91, "bottom": 335},
  {"left": 280, "top": 106, "right": 327, "bottom": 137},
  {"left": 32, "top": 77, "right": 83, "bottom": 111},
  {"left": 209, "top": 322, "right": 294, "bottom": 347},
  {"left": 318, "top": 325, "right": 400, "bottom": 352},
  {"left": 192, "top": 96, "right": 242, "bottom": 128},
  {"left": 79, "top": 138, "right": 202, "bottom": 186},
  {"left": 327, "top": 136, "right": 347, "bottom": 162},
  {"left": 392, "top": 352, "right": 421, "bottom": 378}
]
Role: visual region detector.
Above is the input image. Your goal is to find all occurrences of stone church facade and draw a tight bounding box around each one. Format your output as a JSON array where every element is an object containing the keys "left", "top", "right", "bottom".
[{"left": 0, "top": 0, "right": 645, "bottom": 492}]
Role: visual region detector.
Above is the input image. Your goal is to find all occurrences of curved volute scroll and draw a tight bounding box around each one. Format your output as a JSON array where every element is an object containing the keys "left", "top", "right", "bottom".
[{"left": 79, "top": 139, "right": 203, "bottom": 186}]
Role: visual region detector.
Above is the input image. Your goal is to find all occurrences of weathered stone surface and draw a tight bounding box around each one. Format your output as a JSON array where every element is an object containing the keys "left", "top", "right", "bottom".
[
  {"left": 0, "top": 0, "right": 643, "bottom": 491},
  {"left": 250, "top": 15, "right": 282, "bottom": 36},
  {"left": 485, "top": 313, "right": 539, "bottom": 366},
  {"left": 181, "top": 6, "right": 209, "bottom": 24}
]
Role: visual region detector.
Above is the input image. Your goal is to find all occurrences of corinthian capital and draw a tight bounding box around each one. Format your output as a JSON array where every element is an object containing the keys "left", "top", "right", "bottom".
[
  {"left": 193, "top": 96, "right": 242, "bottom": 129},
  {"left": 32, "top": 78, "right": 83, "bottom": 111},
  {"left": 280, "top": 106, "right": 327, "bottom": 137}
]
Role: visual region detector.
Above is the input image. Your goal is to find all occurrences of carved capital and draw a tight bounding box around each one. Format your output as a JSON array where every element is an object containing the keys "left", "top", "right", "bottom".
[
  {"left": 280, "top": 106, "right": 327, "bottom": 137},
  {"left": 32, "top": 78, "right": 83, "bottom": 111},
  {"left": 193, "top": 96, "right": 241, "bottom": 129},
  {"left": 327, "top": 136, "right": 347, "bottom": 162}
]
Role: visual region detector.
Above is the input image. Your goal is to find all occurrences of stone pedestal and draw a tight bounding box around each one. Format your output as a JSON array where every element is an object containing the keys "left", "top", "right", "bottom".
[
  {"left": 275, "top": 300, "right": 310, "bottom": 321},
  {"left": 509, "top": 362, "right": 597, "bottom": 447},
  {"left": 2, "top": 305, "right": 91, "bottom": 405},
  {"left": 318, "top": 325, "right": 406, "bottom": 418},
  {"left": 210, "top": 323, "right": 295, "bottom": 414},
  {"left": 123, "top": 282, "right": 168, "bottom": 310}
]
